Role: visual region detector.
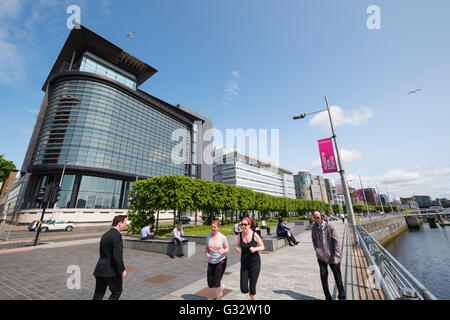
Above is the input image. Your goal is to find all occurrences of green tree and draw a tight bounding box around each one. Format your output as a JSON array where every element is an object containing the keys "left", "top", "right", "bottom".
[
  {"left": 332, "top": 203, "right": 342, "bottom": 214},
  {"left": 0, "top": 155, "right": 16, "bottom": 183}
]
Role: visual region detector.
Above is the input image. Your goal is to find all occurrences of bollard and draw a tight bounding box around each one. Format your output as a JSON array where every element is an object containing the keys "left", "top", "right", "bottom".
[{"left": 399, "top": 288, "right": 419, "bottom": 300}]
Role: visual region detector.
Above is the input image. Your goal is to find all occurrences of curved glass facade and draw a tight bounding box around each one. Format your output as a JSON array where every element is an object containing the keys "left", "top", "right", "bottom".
[{"left": 32, "top": 77, "right": 191, "bottom": 178}]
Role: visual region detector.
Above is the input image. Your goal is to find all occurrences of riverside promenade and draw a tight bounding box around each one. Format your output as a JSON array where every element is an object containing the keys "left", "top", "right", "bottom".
[
  {"left": 161, "top": 221, "right": 384, "bottom": 300},
  {"left": 0, "top": 220, "right": 383, "bottom": 300}
]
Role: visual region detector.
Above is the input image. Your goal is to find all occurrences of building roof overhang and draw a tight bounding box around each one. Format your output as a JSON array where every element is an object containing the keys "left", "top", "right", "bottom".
[{"left": 42, "top": 24, "right": 157, "bottom": 91}]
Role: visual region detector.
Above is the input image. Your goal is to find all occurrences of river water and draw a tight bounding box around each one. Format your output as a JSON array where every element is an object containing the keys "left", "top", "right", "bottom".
[{"left": 385, "top": 221, "right": 450, "bottom": 300}]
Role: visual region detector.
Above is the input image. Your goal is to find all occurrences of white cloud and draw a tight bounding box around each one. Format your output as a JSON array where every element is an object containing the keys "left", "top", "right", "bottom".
[
  {"left": 101, "top": 0, "right": 111, "bottom": 16},
  {"left": 379, "top": 169, "right": 421, "bottom": 184},
  {"left": 309, "top": 106, "right": 374, "bottom": 131},
  {"left": 0, "top": 37, "right": 24, "bottom": 84},
  {"left": 0, "top": 4, "right": 24, "bottom": 84},
  {"left": 0, "top": 0, "right": 22, "bottom": 19},
  {"left": 222, "top": 71, "right": 241, "bottom": 104},
  {"left": 340, "top": 148, "right": 362, "bottom": 164},
  {"left": 425, "top": 168, "right": 450, "bottom": 176}
]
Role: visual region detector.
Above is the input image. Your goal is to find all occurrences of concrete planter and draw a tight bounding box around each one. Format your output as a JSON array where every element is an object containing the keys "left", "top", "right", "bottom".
[{"left": 123, "top": 237, "right": 196, "bottom": 257}]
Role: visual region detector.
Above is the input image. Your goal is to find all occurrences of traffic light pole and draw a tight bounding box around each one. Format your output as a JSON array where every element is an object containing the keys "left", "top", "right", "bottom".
[
  {"left": 33, "top": 186, "right": 53, "bottom": 246},
  {"left": 51, "top": 160, "right": 68, "bottom": 220}
]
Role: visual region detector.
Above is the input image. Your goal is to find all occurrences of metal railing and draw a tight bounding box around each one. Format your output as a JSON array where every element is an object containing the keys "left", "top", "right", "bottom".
[{"left": 355, "top": 223, "right": 437, "bottom": 300}]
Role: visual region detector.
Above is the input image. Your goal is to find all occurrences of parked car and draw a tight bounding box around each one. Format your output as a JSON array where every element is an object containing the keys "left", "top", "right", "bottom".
[
  {"left": 176, "top": 216, "right": 191, "bottom": 224},
  {"left": 38, "top": 220, "right": 74, "bottom": 232},
  {"left": 28, "top": 220, "right": 39, "bottom": 231}
]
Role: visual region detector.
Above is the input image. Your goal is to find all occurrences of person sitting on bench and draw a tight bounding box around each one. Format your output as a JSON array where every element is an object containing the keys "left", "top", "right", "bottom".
[
  {"left": 140, "top": 224, "right": 155, "bottom": 240},
  {"left": 276, "top": 218, "right": 299, "bottom": 246}
]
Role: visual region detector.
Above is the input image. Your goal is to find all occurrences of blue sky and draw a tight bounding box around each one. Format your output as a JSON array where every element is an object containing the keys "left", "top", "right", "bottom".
[{"left": 1, "top": 0, "right": 449, "bottom": 199}]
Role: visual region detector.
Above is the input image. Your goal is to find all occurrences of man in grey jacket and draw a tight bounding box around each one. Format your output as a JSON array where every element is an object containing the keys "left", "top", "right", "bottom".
[{"left": 311, "top": 211, "right": 346, "bottom": 300}]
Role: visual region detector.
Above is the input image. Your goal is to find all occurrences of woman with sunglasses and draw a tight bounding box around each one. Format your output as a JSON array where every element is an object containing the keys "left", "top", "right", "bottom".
[
  {"left": 206, "top": 220, "right": 230, "bottom": 300},
  {"left": 236, "top": 217, "right": 265, "bottom": 300}
]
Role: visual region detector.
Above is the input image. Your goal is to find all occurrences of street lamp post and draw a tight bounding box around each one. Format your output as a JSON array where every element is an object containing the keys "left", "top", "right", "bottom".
[{"left": 293, "top": 96, "right": 358, "bottom": 245}]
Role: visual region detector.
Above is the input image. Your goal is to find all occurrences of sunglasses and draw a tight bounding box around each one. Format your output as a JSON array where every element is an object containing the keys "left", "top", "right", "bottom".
[
  {"left": 241, "top": 223, "right": 249, "bottom": 226},
  {"left": 313, "top": 216, "right": 321, "bottom": 219}
]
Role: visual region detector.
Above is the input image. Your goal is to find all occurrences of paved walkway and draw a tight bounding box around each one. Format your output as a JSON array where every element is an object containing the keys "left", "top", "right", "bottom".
[
  {"left": 162, "top": 220, "right": 345, "bottom": 300},
  {"left": 0, "top": 220, "right": 384, "bottom": 300}
]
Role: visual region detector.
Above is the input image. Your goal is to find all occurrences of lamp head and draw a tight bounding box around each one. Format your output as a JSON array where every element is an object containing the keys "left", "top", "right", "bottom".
[{"left": 293, "top": 113, "right": 307, "bottom": 120}]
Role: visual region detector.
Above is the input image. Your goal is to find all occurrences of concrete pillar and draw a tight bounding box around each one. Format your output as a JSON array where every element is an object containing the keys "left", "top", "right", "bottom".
[{"left": 404, "top": 216, "right": 421, "bottom": 229}]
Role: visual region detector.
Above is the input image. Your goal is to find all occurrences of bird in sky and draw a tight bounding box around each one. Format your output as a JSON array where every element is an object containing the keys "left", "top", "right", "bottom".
[
  {"left": 408, "top": 89, "right": 422, "bottom": 95},
  {"left": 127, "top": 32, "right": 136, "bottom": 38}
]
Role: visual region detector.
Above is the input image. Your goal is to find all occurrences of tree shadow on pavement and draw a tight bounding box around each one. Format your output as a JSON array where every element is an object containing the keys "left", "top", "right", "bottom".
[{"left": 273, "top": 290, "right": 320, "bottom": 300}]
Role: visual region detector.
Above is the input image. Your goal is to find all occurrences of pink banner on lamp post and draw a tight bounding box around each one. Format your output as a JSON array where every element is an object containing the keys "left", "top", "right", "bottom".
[{"left": 318, "top": 138, "right": 338, "bottom": 174}]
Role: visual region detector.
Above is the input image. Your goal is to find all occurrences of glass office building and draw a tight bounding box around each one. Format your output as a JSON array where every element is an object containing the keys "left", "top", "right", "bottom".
[
  {"left": 8, "top": 25, "right": 212, "bottom": 225},
  {"left": 213, "top": 151, "right": 296, "bottom": 199}
]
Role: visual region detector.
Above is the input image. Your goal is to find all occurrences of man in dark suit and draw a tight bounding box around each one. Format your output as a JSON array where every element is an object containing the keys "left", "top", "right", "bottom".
[{"left": 93, "top": 214, "right": 127, "bottom": 300}]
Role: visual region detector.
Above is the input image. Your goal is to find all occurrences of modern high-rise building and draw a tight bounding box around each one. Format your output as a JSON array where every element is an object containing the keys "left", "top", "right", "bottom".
[
  {"left": 213, "top": 151, "right": 296, "bottom": 199},
  {"left": 324, "top": 178, "right": 335, "bottom": 205},
  {"left": 293, "top": 171, "right": 329, "bottom": 203},
  {"left": 360, "top": 188, "right": 377, "bottom": 206},
  {"left": 379, "top": 194, "right": 389, "bottom": 206},
  {"left": 413, "top": 195, "right": 433, "bottom": 208},
  {"left": 293, "top": 171, "right": 312, "bottom": 200},
  {"left": 6, "top": 25, "right": 213, "bottom": 225},
  {"left": 348, "top": 187, "right": 362, "bottom": 205}
]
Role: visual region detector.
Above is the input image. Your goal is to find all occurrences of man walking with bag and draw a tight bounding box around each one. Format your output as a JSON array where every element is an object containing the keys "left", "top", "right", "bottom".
[
  {"left": 93, "top": 214, "right": 127, "bottom": 300},
  {"left": 311, "top": 211, "right": 346, "bottom": 300}
]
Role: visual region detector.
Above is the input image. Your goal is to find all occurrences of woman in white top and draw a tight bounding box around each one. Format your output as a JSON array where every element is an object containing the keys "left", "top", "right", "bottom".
[{"left": 205, "top": 220, "right": 230, "bottom": 300}]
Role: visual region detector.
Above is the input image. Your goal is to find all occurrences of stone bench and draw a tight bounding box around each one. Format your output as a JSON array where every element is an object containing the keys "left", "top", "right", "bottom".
[
  {"left": 122, "top": 237, "right": 196, "bottom": 257},
  {"left": 262, "top": 225, "right": 302, "bottom": 252},
  {"left": 182, "top": 235, "right": 237, "bottom": 245},
  {"left": 262, "top": 235, "right": 292, "bottom": 251}
]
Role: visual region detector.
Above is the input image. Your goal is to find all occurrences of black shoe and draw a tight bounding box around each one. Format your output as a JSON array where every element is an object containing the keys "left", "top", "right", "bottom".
[
  {"left": 170, "top": 254, "right": 175, "bottom": 259},
  {"left": 178, "top": 253, "right": 184, "bottom": 258},
  {"left": 289, "top": 243, "right": 295, "bottom": 246},
  {"left": 295, "top": 242, "right": 300, "bottom": 245}
]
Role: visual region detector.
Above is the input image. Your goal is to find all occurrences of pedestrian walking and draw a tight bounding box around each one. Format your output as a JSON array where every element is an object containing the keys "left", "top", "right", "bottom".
[
  {"left": 311, "top": 211, "right": 346, "bottom": 300},
  {"left": 171, "top": 222, "right": 184, "bottom": 258},
  {"left": 261, "top": 219, "right": 271, "bottom": 235},
  {"left": 205, "top": 221, "right": 230, "bottom": 300},
  {"left": 93, "top": 214, "right": 127, "bottom": 300},
  {"left": 251, "top": 219, "right": 262, "bottom": 238},
  {"left": 236, "top": 217, "right": 265, "bottom": 300},
  {"left": 340, "top": 213, "right": 345, "bottom": 224}
]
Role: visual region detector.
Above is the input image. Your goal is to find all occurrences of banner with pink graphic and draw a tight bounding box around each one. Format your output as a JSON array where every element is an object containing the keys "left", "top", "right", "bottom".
[
  {"left": 318, "top": 138, "right": 338, "bottom": 174},
  {"left": 357, "top": 189, "right": 364, "bottom": 202}
]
